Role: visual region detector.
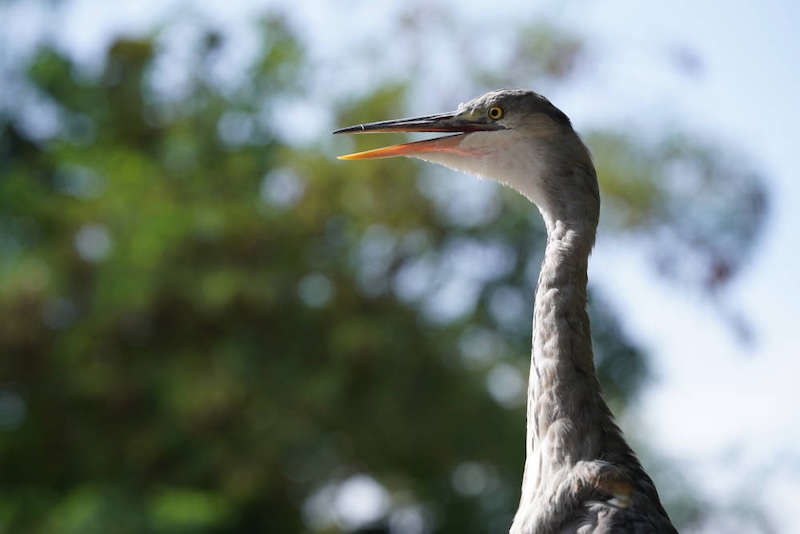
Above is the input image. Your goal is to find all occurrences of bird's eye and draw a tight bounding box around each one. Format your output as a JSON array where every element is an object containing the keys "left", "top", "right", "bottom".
[{"left": 488, "top": 106, "right": 504, "bottom": 120}]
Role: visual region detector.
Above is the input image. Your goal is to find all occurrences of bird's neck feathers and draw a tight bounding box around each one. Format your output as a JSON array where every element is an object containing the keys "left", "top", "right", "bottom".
[{"left": 530, "top": 218, "right": 602, "bottom": 444}]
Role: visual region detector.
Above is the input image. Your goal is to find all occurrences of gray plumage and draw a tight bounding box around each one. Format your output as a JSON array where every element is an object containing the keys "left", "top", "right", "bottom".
[{"left": 335, "top": 89, "right": 678, "bottom": 533}]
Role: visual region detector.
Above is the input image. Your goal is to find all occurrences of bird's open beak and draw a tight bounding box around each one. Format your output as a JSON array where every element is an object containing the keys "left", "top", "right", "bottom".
[{"left": 333, "top": 111, "right": 504, "bottom": 160}]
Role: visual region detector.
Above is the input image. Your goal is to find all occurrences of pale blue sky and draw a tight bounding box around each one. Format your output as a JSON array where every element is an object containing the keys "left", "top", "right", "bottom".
[
  {"left": 2, "top": 1, "right": 798, "bottom": 531},
  {"left": 561, "top": 3, "right": 800, "bottom": 530}
]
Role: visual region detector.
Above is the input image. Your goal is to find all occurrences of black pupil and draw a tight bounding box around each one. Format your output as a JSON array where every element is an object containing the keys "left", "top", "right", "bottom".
[{"left": 491, "top": 108, "right": 500, "bottom": 118}]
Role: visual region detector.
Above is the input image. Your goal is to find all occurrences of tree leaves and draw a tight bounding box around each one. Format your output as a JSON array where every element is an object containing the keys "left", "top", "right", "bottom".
[{"left": 0, "top": 12, "right": 768, "bottom": 534}]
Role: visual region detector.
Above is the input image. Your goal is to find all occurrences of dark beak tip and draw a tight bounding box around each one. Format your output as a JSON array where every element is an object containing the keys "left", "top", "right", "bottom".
[{"left": 333, "top": 124, "right": 374, "bottom": 135}]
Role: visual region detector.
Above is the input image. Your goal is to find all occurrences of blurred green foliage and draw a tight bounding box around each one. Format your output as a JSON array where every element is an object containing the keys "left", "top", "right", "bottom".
[{"left": 0, "top": 12, "right": 766, "bottom": 534}]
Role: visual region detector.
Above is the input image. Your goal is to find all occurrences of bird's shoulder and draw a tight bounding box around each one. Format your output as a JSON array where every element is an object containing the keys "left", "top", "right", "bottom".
[{"left": 558, "top": 494, "right": 679, "bottom": 534}]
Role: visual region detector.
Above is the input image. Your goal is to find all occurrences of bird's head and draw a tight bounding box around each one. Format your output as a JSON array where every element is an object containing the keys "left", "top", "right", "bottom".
[{"left": 334, "top": 89, "right": 598, "bottom": 228}]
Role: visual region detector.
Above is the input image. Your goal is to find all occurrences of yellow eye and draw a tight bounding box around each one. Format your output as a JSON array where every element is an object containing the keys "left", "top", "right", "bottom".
[{"left": 488, "top": 106, "right": 503, "bottom": 120}]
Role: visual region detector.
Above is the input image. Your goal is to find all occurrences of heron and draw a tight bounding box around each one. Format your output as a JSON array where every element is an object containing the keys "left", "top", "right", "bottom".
[{"left": 334, "top": 90, "right": 677, "bottom": 533}]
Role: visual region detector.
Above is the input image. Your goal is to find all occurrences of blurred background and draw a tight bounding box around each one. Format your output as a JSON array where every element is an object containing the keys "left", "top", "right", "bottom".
[{"left": 1, "top": 0, "right": 798, "bottom": 532}]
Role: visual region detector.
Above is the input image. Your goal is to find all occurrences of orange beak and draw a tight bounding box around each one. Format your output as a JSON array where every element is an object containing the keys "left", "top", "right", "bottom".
[{"left": 333, "top": 111, "right": 504, "bottom": 160}]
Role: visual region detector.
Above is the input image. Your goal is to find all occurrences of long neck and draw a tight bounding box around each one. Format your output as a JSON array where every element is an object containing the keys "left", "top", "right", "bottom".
[
  {"left": 511, "top": 184, "right": 675, "bottom": 534},
  {"left": 529, "top": 218, "right": 605, "bottom": 468},
  {"left": 516, "top": 212, "right": 633, "bottom": 505}
]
